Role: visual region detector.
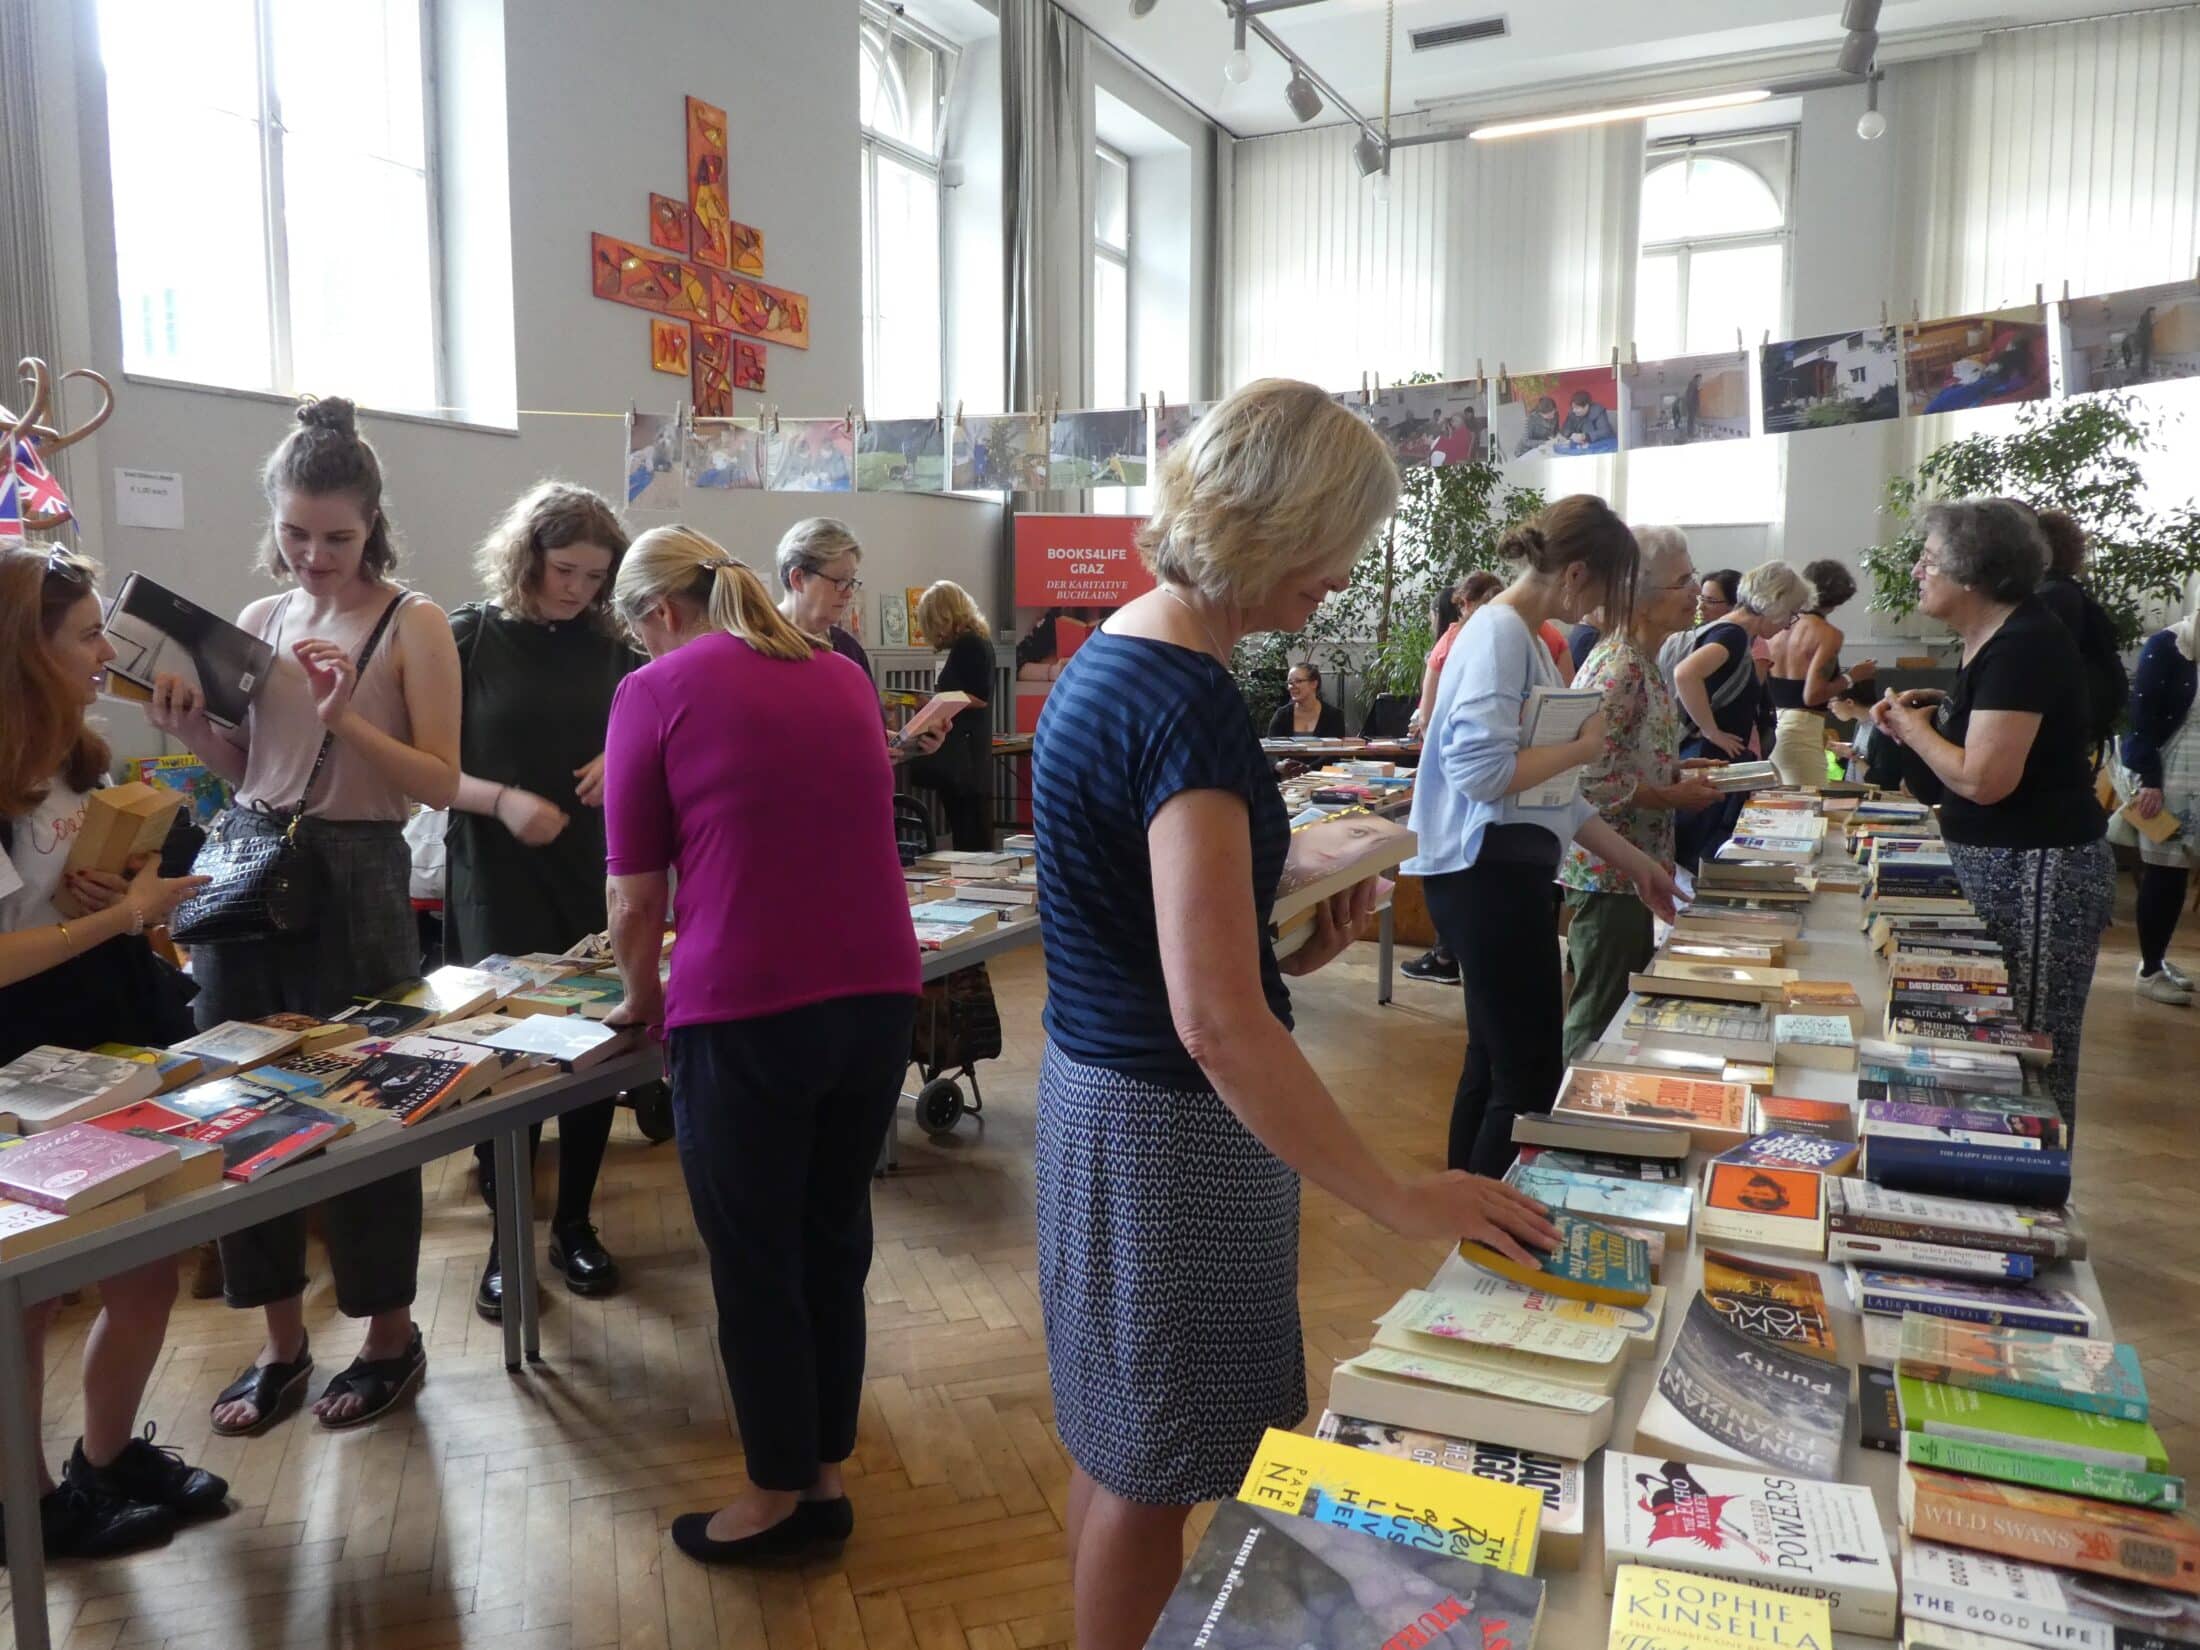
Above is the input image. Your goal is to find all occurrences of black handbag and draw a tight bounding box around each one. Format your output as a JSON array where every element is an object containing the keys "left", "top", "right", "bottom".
[{"left": 169, "top": 593, "right": 404, "bottom": 946}]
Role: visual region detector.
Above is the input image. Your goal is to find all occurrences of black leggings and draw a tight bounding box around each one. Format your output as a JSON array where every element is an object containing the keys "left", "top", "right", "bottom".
[
  {"left": 2138, "top": 863, "right": 2190, "bottom": 974},
  {"left": 474, "top": 1096, "right": 618, "bottom": 1236},
  {"left": 1423, "top": 844, "right": 1567, "bottom": 1177}
]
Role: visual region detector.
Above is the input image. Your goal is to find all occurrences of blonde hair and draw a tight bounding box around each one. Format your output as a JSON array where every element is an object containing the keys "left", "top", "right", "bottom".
[
  {"left": 1737, "top": 560, "right": 1811, "bottom": 628},
  {"left": 613, "top": 525, "right": 822, "bottom": 662},
  {"left": 916, "top": 580, "right": 988, "bottom": 648},
  {"left": 1138, "top": 377, "right": 1399, "bottom": 604},
  {"left": 475, "top": 481, "right": 629, "bottom": 627},
  {"left": 775, "top": 517, "right": 862, "bottom": 591}
]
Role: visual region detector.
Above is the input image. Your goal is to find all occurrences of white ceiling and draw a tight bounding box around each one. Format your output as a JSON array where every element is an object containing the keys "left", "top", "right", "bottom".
[{"left": 1060, "top": 0, "right": 2188, "bottom": 136}]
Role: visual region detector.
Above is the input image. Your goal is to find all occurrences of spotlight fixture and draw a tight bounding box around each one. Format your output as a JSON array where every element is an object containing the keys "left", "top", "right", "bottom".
[
  {"left": 1353, "top": 130, "right": 1386, "bottom": 176},
  {"left": 1130, "top": 0, "right": 1158, "bottom": 14},
  {"left": 1837, "top": 27, "right": 1877, "bottom": 76},
  {"left": 1285, "top": 67, "right": 1323, "bottom": 122},
  {"left": 1857, "top": 74, "right": 1886, "bottom": 139},
  {"left": 1840, "top": 0, "right": 1882, "bottom": 30},
  {"left": 1224, "top": 8, "right": 1252, "bottom": 82}
]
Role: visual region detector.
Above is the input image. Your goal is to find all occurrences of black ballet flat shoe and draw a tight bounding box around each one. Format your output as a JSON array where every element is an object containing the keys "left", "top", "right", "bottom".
[{"left": 670, "top": 1497, "right": 852, "bottom": 1566}]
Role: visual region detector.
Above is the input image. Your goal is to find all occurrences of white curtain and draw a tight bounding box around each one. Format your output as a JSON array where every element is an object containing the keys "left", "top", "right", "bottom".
[
  {"left": 1223, "top": 113, "right": 1642, "bottom": 390},
  {"left": 0, "top": 2, "right": 73, "bottom": 508},
  {"left": 1001, "top": 0, "right": 1094, "bottom": 414}
]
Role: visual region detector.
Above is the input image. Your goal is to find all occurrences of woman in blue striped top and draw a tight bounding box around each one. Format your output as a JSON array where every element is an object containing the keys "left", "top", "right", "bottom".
[{"left": 1030, "top": 379, "right": 1560, "bottom": 1650}]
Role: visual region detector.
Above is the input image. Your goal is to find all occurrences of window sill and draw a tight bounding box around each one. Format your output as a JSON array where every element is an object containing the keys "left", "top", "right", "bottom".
[{"left": 121, "top": 373, "right": 520, "bottom": 437}]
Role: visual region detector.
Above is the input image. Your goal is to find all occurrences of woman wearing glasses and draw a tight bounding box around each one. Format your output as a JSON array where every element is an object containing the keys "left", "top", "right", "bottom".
[
  {"left": 443, "top": 482, "right": 640, "bottom": 1320},
  {"left": 775, "top": 517, "right": 870, "bottom": 673},
  {"left": 1266, "top": 661, "right": 1347, "bottom": 738}
]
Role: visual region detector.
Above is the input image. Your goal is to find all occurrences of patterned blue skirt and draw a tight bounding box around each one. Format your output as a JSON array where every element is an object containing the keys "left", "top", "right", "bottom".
[{"left": 1034, "top": 1041, "right": 1306, "bottom": 1505}]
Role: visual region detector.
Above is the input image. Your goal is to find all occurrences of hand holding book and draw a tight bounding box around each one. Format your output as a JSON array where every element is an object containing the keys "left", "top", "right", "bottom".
[{"left": 1277, "top": 875, "right": 1387, "bottom": 978}]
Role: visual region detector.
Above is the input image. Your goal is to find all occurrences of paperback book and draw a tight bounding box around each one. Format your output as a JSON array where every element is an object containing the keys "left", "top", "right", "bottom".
[
  {"left": 1901, "top": 1432, "right": 2186, "bottom": 1511},
  {"left": 1622, "top": 995, "right": 1775, "bottom": 1051},
  {"left": 1896, "top": 1374, "right": 2169, "bottom": 1473},
  {"left": 1602, "top": 1452, "right": 1897, "bottom": 1634},
  {"left": 1829, "top": 1232, "right": 2038, "bottom": 1282},
  {"left": 1551, "top": 1066, "right": 1754, "bottom": 1152},
  {"left": 1828, "top": 1179, "right": 2086, "bottom": 1262},
  {"left": 1459, "top": 1209, "right": 1653, "bottom": 1304},
  {"left": 0, "top": 1122, "right": 180, "bottom": 1213},
  {"left": 1899, "top": 1534, "right": 2200, "bottom": 1650},
  {"left": 168, "top": 1020, "right": 304, "bottom": 1076},
  {"left": 1699, "top": 1249, "right": 1838, "bottom": 1360},
  {"left": 1607, "top": 1564, "right": 1833, "bottom": 1650},
  {"left": 1634, "top": 1294, "right": 1850, "bottom": 1481},
  {"left": 0, "top": 1190, "right": 149, "bottom": 1262},
  {"left": 1900, "top": 1465, "right": 2200, "bottom": 1595},
  {"left": 0, "top": 1046, "right": 159, "bottom": 1131},
  {"left": 1850, "top": 1267, "right": 2095, "bottom": 1337},
  {"left": 1503, "top": 1161, "right": 1694, "bottom": 1248},
  {"left": 1696, "top": 1159, "right": 1827, "bottom": 1254},
  {"left": 184, "top": 1098, "right": 354, "bottom": 1181},
  {"left": 1899, "top": 1317, "right": 2148, "bottom": 1421},
  {"left": 100, "top": 571, "right": 276, "bottom": 728},
  {"left": 1314, "top": 1412, "right": 1585, "bottom": 1568},
  {"left": 1716, "top": 1133, "right": 1859, "bottom": 1176},
  {"left": 1510, "top": 1108, "right": 1694, "bottom": 1160},
  {"left": 1753, "top": 1095, "right": 1857, "bottom": 1139}
]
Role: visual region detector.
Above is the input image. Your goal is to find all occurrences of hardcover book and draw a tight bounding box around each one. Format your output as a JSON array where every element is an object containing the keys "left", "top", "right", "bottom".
[
  {"left": 1699, "top": 1249, "right": 1838, "bottom": 1360},
  {"left": 1608, "top": 1564, "right": 1834, "bottom": 1650},
  {"left": 1899, "top": 1534, "right": 2200, "bottom": 1650},
  {"left": 1901, "top": 1432, "right": 2186, "bottom": 1511},
  {"left": 1552, "top": 1066, "right": 1754, "bottom": 1151},
  {"left": 1146, "top": 1499, "right": 1546, "bottom": 1650},
  {"left": 1861, "top": 1137, "right": 2073, "bottom": 1207},
  {"left": 0, "top": 1122, "right": 180, "bottom": 1213},
  {"left": 1896, "top": 1374, "right": 2169, "bottom": 1473},
  {"left": 0, "top": 1047, "right": 160, "bottom": 1132},
  {"left": 1696, "top": 1159, "right": 1826, "bottom": 1254},
  {"left": 1314, "top": 1412, "right": 1585, "bottom": 1568},
  {"left": 1459, "top": 1210, "right": 1653, "bottom": 1305},
  {"left": 1851, "top": 1267, "right": 2095, "bottom": 1337},
  {"left": 1237, "top": 1427, "right": 1542, "bottom": 1575},
  {"left": 1899, "top": 1318, "right": 2148, "bottom": 1421},
  {"left": 100, "top": 570, "right": 276, "bottom": 727},
  {"left": 1602, "top": 1453, "right": 1897, "bottom": 1634},
  {"left": 1634, "top": 1294, "right": 1849, "bottom": 1481},
  {"left": 1900, "top": 1465, "right": 2200, "bottom": 1595}
]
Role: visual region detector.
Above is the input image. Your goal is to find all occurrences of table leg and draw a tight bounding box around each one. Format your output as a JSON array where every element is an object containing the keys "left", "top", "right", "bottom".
[
  {"left": 492, "top": 1131, "right": 524, "bottom": 1372},
  {"left": 507, "top": 1127, "right": 542, "bottom": 1363},
  {"left": 0, "top": 1273, "right": 55, "bottom": 1650},
  {"left": 1378, "top": 903, "right": 1395, "bottom": 1006}
]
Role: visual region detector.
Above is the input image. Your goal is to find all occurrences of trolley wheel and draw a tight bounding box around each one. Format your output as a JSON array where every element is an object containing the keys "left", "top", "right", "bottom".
[
  {"left": 627, "top": 1081, "right": 675, "bottom": 1144},
  {"left": 915, "top": 1078, "right": 966, "bottom": 1138}
]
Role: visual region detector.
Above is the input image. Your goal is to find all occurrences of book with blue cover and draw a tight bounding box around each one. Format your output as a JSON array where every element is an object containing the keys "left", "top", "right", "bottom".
[
  {"left": 1459, "top": 1211, "right": 1653, "bottom": 1307},
  {"left": 1861, "top": 1135, "right": 2073, "bottom": 1205}
]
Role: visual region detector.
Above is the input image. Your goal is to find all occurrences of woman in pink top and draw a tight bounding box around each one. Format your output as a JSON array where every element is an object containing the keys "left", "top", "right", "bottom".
[
  {"left": 148, "top": 398, "right": 461, "bottom": 1437},
  {"left": 600, "top": 527, "right": 919, "bottom": 1568}
]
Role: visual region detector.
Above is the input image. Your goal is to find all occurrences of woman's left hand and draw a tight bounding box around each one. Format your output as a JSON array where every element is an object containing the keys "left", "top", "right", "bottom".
[
  {"left": 573, "top": 753, "right": 608, "bottom": 808},
  {"left": 54, "top": 867, "right": 131, "bottom": 919},
  {"left": 1279, "top": 876, "right": 1385, "bottom": 977},
  {"left": 898, "top": 723, "right": 948, "bottom": 757},
  {"left": 293, "top": 639, "right": 358, "bottom": 729},
  {"left": 1879, "top": 694, "right": 1935, "bottom": 746}
]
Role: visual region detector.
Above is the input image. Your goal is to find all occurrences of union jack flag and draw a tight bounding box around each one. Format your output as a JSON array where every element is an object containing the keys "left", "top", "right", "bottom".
[
  {"left": 0, "top": 450, "right": 23, "bottom": 545},
  {"left": 11, "top": 436, "right": 70, "bottom": 520}
]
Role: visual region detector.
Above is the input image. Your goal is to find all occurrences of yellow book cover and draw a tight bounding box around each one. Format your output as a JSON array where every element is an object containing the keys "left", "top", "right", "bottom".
[
  {"left": 1608, "top": 1564, "right": 1834, "bottom": 1650},
  {"left": 1237, "top": 1427, "right": 1542, "bottom": 1576}
]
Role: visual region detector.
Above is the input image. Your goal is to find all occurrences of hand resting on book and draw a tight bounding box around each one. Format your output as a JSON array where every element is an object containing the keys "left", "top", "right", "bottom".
[
  {"left": 1388, "top": 1169, "right": 1561, "bottom": 1267},
  {"left": 1278, "top": 876, "right": 1385, "bottom": 977}
]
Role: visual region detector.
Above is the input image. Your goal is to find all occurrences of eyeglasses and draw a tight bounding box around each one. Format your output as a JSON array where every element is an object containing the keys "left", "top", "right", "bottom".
[
  {"left": 804, "top": 569, "right": 863, "bottom": 594},
  {"left": 42, "top": 544, "right": 91, "bottom": 589}
]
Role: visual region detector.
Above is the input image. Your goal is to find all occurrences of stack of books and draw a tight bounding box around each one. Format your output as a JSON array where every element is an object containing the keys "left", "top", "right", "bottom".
[
  {"left": 1885, "top": 936, "right": 2055, "bottom": 1064},
  {"left": 0, "top": 1121, "right": 199, "bottom": 1258},
  {"left": 1312, "top": 1411, "right": 1586, "bottom": 1569}
]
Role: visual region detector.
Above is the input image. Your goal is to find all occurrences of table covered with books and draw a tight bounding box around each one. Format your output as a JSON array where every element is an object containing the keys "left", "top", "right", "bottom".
[{"left": 1162, "top": 788, "right": 2187, "bottom": 1650}]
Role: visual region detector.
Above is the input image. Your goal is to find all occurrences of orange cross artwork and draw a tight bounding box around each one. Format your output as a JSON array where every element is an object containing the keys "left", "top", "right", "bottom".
[{"left": 591, "top": 94, "right": 810, "bottom": 417}]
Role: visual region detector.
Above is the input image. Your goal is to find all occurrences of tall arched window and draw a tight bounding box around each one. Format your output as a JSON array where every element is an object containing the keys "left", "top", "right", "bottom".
[{"left": 1630, "top": 134, "right": 1793, "bottom": 527}]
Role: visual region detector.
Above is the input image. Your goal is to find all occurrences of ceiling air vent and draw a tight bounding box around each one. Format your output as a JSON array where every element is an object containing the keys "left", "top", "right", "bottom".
[{"left": 1409, "top": 15, "right": 1509, "bottom": 51}]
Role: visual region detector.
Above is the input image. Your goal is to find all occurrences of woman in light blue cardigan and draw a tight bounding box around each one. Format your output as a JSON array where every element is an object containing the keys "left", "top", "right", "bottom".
[{"left": 1405, "top": 497, "right": 1681, "bottom": 1175}]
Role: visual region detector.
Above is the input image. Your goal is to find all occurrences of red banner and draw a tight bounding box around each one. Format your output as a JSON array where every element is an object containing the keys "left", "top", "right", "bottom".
[{"left": 1012, "top": 514, "right": 1152, "bottom": 608}]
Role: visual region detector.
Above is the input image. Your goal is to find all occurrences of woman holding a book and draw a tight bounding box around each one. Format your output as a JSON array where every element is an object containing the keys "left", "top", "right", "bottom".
[
  {"left": 443, "top": 482, "right": 639, "bottom": 1320},
  {"left": 1561, "top": 526, "right": 1727, "bottom": 1063},
  {"left": 596, "top": 528, "right": 918, "bottom": 1565},
  {"left": 145, "top": 398, "right": 461, "bottom": 1433},
  {"left": 908, "top": 580, "right": 995, "bottom": 850},
  {"left": 1405, "top": 497, "right": 1683, "bottom": 1178},
  {"left": 1872, "top": 499, "right": 2113, "bottom": 1129},
  {"left": 0, "top": 545, "right": 229, "bottom": 1557},
  {"left": 1029, "top": 378, "right": 1561, "bottom": 1650},
  {"left": 1671, "top": 559, "right": 1809, "bottom": 869}
]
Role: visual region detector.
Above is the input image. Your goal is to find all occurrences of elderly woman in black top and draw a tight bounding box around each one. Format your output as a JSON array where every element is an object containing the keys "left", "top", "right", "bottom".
[{"left": 1871, "top": 499, "right": 2113, "bottom": 1133}]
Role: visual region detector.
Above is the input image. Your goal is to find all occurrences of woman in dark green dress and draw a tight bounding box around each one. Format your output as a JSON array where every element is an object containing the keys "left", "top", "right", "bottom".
[{"left": 445, "top": 482, "right": 640, "bottom": 1320}]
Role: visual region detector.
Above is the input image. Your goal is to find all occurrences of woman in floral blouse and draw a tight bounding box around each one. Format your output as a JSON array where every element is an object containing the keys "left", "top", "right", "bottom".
[{"left": 1560, "top": 527, "right": 1728, "bottom": 1061}]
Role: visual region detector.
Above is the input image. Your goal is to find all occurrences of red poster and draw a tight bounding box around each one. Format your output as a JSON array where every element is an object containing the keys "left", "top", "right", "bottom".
[{"left": 1012, "top": 514, "right": 1151, "bottom": 609}]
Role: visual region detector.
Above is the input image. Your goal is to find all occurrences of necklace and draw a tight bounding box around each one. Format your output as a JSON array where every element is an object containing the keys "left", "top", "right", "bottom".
[{"left": 1161, "top": 583, "right": 1231, "bottom": 662}]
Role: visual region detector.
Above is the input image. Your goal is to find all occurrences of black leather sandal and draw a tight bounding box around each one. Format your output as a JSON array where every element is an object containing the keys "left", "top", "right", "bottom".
[
  {"left": 315, "top": 1328, "right": 426, "bottom": 1431},
  {"left": 208, "top": 1340, "right": 313, "bottom": 1438}
]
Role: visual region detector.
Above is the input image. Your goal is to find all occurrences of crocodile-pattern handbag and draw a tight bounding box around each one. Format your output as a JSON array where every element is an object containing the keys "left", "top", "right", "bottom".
[{"left": 169, "top": 592, "right": 405, "bottom": 946}]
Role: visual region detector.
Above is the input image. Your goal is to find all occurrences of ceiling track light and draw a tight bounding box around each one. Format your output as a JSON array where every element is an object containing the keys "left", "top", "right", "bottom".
[
  {"left": 1224, "top": 6, "right": 1253, "bottom": 83},
  {"left": 1836, "top": 27, "right": 1878, "bottom": 76},
  {"left": 1857, "top": 71, "right": 1886, "bottom": 139},
  {"left": 1285, "top": 66, "right": 1322, "bottom": 121},
  {"left": 1840, "top": 0, "right": 1883, "bottom": 31},
  {"left": 1352, "top": 130, "right": 1386, "bottom": 176},
  {"left": 1130, "top": 0, "right": 1158, "bottom": 14}
]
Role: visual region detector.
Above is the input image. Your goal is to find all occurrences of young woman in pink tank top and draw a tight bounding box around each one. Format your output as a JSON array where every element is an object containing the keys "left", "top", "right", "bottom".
[{"left": 146, "top": 396, "right": 462, "bottom": 1435}]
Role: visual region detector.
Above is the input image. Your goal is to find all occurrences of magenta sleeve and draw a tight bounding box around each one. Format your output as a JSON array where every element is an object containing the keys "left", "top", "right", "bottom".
[{"left": 603, "top": 671, "right": 674, "bottom": 876}]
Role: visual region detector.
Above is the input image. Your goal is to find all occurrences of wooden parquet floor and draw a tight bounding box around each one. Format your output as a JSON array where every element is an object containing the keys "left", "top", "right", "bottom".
[{"left": 8, "top": 886, "right": 2199, "bottom": 1650}]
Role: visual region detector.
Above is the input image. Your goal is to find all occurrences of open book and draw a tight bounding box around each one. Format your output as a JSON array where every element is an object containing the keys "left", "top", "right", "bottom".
[{"left": 1517, "top": 686, "right": 1604, "bottom": 810}]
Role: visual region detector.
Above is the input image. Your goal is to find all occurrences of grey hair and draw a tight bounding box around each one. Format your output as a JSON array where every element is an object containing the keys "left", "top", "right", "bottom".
[
  {"left": 1631, "top": 525, "right": 1692, "bottom": 594},
  {"left": 1737, "top": 561, "right": 1811, "bottom": 627},
  {"left": 1922, "top": 499, "right": 2047, "bottom": 604},
  {"left": 774, "top": 516, "right": 862, "bottom": 591}
]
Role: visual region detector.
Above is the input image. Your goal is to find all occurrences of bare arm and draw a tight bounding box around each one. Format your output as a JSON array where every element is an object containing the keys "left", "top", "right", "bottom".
[
  {"left": 1413, "top": 651, "right": 1444, "bottom": 734},
  {"left": 1801, "top": 622, "right": 1844, "bottom": 708},
  {"left": 0, "top": 859, "right": 207, "bottom": 991},
  {"left": 603, "top": 871, "right": 670, "bottom": 1027},
  {"left": 1150, "top": 790, "right": 1560, "bottom": 1257},
  {"left": 1884, "top": 704, "right": 2040, "bottom": 805}
]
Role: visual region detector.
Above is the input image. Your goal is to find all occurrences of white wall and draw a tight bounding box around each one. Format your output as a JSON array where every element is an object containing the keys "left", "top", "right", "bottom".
[{"left": 34, "top": 0, "right": 1003, "bottom": 759}]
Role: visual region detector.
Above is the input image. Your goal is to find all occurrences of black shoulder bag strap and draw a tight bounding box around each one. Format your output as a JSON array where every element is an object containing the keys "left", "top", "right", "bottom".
[{"left": 288, "top": 590, "right": 409, "bottom": 824}]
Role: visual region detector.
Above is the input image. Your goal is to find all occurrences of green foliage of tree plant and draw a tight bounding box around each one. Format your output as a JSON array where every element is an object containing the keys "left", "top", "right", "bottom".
[{"left": 1863, "top": 394, "right": 2200, "bottom": 649}]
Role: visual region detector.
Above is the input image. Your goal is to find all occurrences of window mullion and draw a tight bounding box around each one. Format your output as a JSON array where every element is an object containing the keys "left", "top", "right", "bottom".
[{"left": 258, "top": 0, "right": 294, "bottom": 393}]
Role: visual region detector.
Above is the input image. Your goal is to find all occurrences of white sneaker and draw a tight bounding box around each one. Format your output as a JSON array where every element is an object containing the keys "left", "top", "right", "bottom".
[
  {"left": 2137, "top": 968, "right": 2193, "bottom": 1006},
  {"left": 2161, "top": 958, "right": 2195, "bottom": 991}
]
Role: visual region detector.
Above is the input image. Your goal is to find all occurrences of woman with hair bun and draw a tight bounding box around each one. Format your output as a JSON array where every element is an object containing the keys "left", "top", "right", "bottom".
[
  {"left": 148, "top": 395, "right": 462, "bottom": 1435},
  {"left": 1766, "top": 557, "right": 1875, "bottom": 788},
  {"left": 599, "top": 527, "right": 919, "bottom": 1566},
  {"left": 444, "top": 481, "right": 640, "bottom": 1320},
  {"left": 1407, "top": 495, "right": 1680, "bottom": 1176}
]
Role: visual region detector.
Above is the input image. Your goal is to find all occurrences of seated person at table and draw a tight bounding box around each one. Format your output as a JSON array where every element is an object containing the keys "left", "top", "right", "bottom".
[
  {"left": 1558, "top": 389, "right": 1614, "bottom": 449},
  {"left": 1268, "top": 662, "right": 1347, "bottom": 738}
]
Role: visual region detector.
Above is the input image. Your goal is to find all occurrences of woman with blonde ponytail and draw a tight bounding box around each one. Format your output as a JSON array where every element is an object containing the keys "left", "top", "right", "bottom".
[{"left": 599, "top": 526, "right": 920, "bottom": 1568}]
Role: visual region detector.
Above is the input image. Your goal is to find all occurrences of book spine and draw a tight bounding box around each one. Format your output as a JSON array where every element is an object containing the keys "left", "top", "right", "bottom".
[
  {"left": 1827, "top": 1213, "right": 2061, "bottom": 1262},
  {"left": 1905, "top": 1435, "right": 2182, "bottom": 1508},
  {"left": 1911, "top": 1365, "right": 2148, "bottom": 1424},
  {"left": 1905, "top": 1476, "right": 2200, "bottom": 1592},
  {"left": 1861, "top": 1290, "right": 2092, "bottom": 1337},
  {"left": 1865, "top": 1141, "right": 2073, "bottom": 1206},
  {"left": 1827, "top": 1232, "right": 2036, "bottom": 1280}
]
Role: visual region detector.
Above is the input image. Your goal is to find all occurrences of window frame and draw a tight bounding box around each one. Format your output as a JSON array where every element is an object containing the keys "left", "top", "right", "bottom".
[
  {"left": 1638, "top": 130, "right": 1795, "bottom": 360},
  {"left": 100, "top": 0, "right": 448, "bottom": 413},
  {"left": 1092, "top": 141, "right": 1132, "bottom": 407},
  {"left": 858, "top": 1, "right": 958, "bottom": 417}
]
